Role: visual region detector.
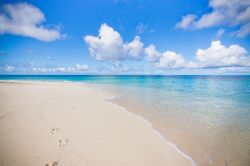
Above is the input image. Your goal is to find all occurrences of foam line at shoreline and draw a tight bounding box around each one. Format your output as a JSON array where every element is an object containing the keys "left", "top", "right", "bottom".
[{"left": 88, "top": 83, "right": 197, "bottom": 166}]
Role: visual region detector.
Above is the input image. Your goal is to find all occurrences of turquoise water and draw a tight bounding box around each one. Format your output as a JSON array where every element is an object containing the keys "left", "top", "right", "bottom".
[{"left": 1, "top": 75, "right": 250, "bottom": 165}]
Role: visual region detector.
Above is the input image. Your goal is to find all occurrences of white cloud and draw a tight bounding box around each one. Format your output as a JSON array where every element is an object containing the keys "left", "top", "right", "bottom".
[
  {"left": 0, "top": 3, "right": 62, "bottom": 41},
  {"left": 175, "top": 14, "right": 196, "bottom": 29},
  {"left": 4, "top": 65, "right": 15, "bottom": 72},
  {"left": 176, "top": 0, "right": 250, "bottom": 37},
  {"left": 235, "top": 22, "right": 250, "bottom": 38},
  {"left": 84, "top": 23, "right": 126, "bottom": 61},
  {"left": 29, "top": 64, "right": 89, "bottom": 73},
  {"left": 145, "top": 40, "right": 250, "bottom": 70},
  {"left": 84, "top": 23, "right": 144, "bottom": 62},
  {"left": 76, "top": 64, "right": 89, "bottom": 71},
  {"left": 126, "top": 36, "right": 144, "bottom": 60},
  {"left": 145, "top": 44, "right": 186, "bottom": 69},
  {"left": 156, "top": 51, "right": 186, "bottom": 69},
  {"left": 217, "top": 66, "right": 250, "bottom": 73},
  {"left": 195, "top": 11, "right": 224, "bottom": 29},
  {"left": 145, "top": 44, "right": 161, "bottom": 62},
  {"left": 195, "top": 41, "right": 250, "bottom": 68}
]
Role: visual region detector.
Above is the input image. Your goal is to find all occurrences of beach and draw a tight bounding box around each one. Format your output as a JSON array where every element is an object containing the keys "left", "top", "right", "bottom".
[{"left": 0, "top": 81, "right": 193, "bottom": 166}]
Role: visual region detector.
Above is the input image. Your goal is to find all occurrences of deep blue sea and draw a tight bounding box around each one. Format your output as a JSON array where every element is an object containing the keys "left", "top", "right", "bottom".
[{"left": 1, "top": 75, "right": 250, "bottom": 165}]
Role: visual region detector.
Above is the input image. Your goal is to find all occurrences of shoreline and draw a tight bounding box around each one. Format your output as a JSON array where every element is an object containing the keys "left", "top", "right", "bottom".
[
  {"left": 0, "top": 80, "right": 195, "bottom": 165},
  {"left": 106, "top": 100, "right": 196, "bottom": 166},
  {"left": 90, "top": 83, "right": 197, "bottom": 166}
]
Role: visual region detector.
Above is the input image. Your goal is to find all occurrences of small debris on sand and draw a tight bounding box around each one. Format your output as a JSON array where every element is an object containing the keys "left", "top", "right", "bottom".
[
  {"left": 50, "top": 128, "right": 59, "bottom": 134},
  {"left": 45, "top": 161, "right": 58, "bottom": 166}
]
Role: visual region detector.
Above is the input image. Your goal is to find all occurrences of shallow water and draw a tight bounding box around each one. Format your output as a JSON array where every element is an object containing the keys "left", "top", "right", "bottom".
[{"left": 1, "top": 75, "right": 250, "bottom": 165}]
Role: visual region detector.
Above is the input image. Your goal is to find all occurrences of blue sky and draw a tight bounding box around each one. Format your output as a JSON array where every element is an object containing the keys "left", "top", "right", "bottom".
[{"left": 0, "top": 0, "right": 250, "bottom": 74}]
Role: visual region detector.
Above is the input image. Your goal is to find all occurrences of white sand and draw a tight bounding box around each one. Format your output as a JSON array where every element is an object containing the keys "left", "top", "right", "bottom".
[{"left": 0, "top": 81, "right": 193, "bottom": 166}]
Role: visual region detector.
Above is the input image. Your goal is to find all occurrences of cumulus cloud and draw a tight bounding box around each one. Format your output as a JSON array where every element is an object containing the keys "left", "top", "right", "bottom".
[
  {"left": 145, "top": 40, "right": 250, "bottom": 69},
  {"left": 84, "top": 23, "right": 144, "bottom": 62},
  {"left": 127, "top": 36, "right": 144, "bottom": 60},
  {"left": 145, "top": 45, "right": 186, "bottom": 69},
  {"left": 195, "top": 41, "right": 250, "bottom": 68},
  {"left": 84, "top": 24, "right": 250, "bottom": 71},
  {"left": 176, "top": 0, "right": 250, "bottom": 37},
  {"left": 156, "top": 51, "right": 186, "bottom": 69},
  {"left": 0, "top": 3, "right": 62, "bottom": 41},
  {"left": 145, "top": 44, "right": 161, "bottom": 62}
]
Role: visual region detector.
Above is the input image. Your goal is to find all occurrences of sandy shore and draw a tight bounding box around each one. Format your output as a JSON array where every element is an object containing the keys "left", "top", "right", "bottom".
[{"left": 0, "top": 81, "right": 194, "bottom": 166}]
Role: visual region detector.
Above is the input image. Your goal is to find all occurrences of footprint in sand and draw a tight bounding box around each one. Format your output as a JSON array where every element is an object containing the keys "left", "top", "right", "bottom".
[
  {"left": 45, "top": 161, "right": 58, "bottom": 166},
  {"left": 50, "top": 128, "right": 59, "bottom": 134},
  {"left": 58, "top": 139, "right": 69, "bottom": 147}
]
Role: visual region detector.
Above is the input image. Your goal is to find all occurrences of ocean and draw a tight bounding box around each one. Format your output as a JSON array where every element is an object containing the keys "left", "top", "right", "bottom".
[{"left": 1, "top": 75, "right": 250, "bottom": 165}]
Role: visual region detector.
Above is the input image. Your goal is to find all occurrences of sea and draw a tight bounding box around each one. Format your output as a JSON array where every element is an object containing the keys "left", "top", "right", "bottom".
[{"left": 0, "top": 75, "right": 250, "bottom": 166}]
